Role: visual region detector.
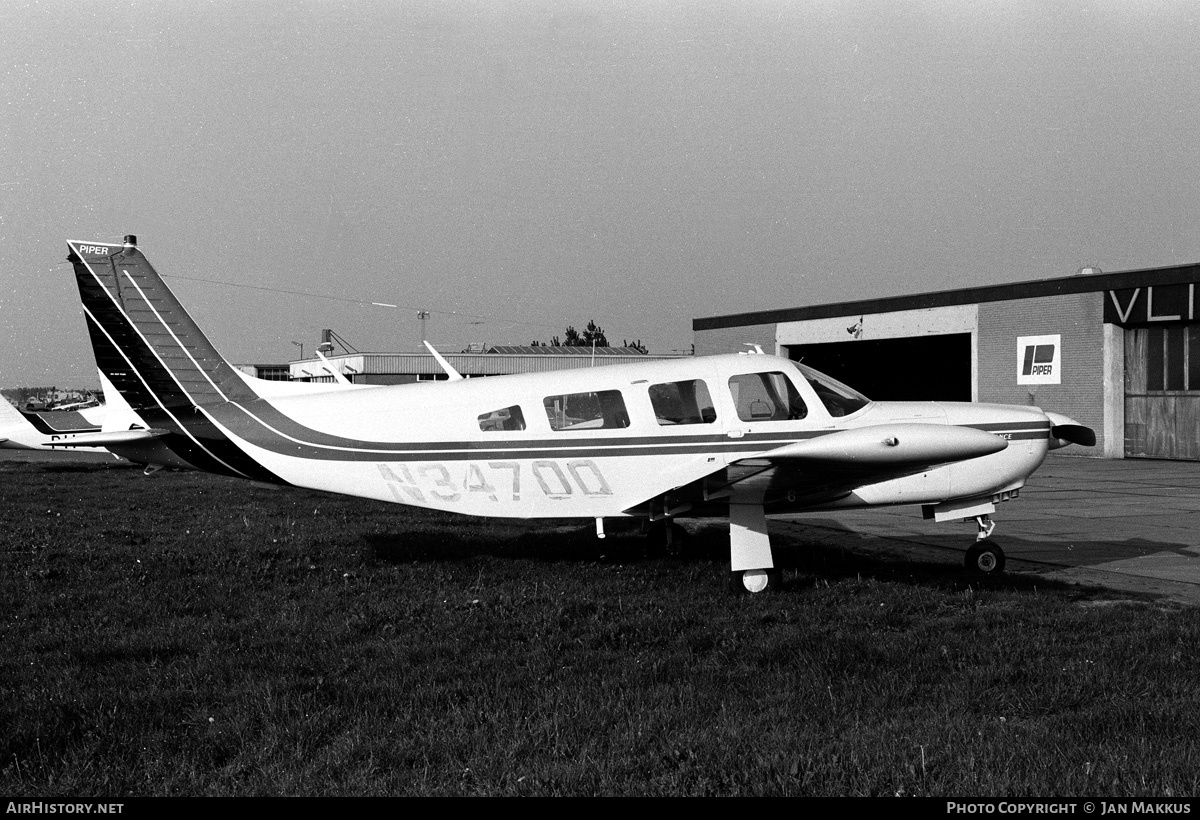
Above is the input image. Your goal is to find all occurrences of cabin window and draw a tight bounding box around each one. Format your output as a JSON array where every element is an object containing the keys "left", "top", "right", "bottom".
[
  {"left": 649, "top": 379, "right": 716, "bottom": 425},
  {"left": 728, "top": 372, "right": 807, "bottom": 422},
  {"left": 477, "top": 405, "right": 526, "bottom": 432},
  {"left": 543, "top": 390, "right": 629, "bottom": 431},
  {"left": 794, "top": 363, "right": 870, "bottom": 417}
]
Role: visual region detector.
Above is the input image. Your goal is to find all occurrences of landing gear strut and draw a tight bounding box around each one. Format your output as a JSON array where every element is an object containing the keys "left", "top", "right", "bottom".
[
  {"left": 975, "top": 514, "right": 996, "bottom": 541},
  {"left": 728, "top": 500, "right": 779, "bottom": 594},
  {"left": 965, "top": 514, "right": 1004, "bottom": 574},
  {"left": 646, "top": 520, "right": 689, "bottom": 556}
]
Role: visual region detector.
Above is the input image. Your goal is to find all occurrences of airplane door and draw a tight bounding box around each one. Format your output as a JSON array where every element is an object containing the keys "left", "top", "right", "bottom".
[{"left": 720, "top": 369, "right": 819, "bottom": 463}]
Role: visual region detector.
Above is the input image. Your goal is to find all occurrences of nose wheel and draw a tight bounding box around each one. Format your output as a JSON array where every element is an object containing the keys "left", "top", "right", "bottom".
[{"left": 964, "top": 541, "right": 1005, "bottom": 575}]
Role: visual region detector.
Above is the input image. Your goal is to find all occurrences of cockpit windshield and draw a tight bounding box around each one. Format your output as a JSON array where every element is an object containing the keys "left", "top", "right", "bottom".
[{"left": 791, "top": 362, "right": 870, "bottom": 417}]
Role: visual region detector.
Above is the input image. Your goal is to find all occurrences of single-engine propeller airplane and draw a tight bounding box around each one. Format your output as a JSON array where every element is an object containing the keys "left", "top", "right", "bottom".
[
  {"left": 65, "top": 236, "right": 1095, "bottom": 592},
  {"left": 0, "top": 371, "right": 169, "bottom": 458},
  {"left": 1, "top": 365, "right": 355, "bottom": 469}
]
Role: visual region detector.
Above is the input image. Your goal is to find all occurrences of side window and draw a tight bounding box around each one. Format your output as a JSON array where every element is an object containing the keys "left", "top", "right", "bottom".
[
  {"left": 543, "top": 390, "right": 629, "bottom": 431},
  {"left": 478, "top": 405, "right": 526, "bottom": 432},
  {"left": 797, "top": 366, "right": 870, "bottom": 417},
  {"left": 648, "top": 379, "right": 716, "bottom": 425},
  {"left": 728, "top": 372, "right": 807, "bottom": 422}
]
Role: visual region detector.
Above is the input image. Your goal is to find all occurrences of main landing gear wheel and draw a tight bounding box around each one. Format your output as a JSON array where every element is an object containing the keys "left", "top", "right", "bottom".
[
  {"left": 729, "top": 568, "right": 782, "bottom": 594},
  {"left": 964, "top": 542, "right": 1006, "bottom": 576}
]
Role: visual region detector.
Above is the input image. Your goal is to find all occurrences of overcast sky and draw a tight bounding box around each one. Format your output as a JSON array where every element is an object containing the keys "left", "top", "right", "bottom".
[{"left": 3, "top": 0, "right": 1199, "bottom": 385}]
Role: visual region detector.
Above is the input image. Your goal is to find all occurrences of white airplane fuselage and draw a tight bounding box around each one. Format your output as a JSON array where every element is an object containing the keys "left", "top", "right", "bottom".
[{"left": 204, "top": 354, "right": 1050, "bottom": 520}]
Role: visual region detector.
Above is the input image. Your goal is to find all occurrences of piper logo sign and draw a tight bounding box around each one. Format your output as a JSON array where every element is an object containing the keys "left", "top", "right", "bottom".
[{"left": 1017, "top": 335, "right": 1061, "bottom": 385}]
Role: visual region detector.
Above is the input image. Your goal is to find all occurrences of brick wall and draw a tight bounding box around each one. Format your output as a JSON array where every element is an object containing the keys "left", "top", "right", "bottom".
[{"left": 977, "top": 292, "right": 1110, "bottom": 454}]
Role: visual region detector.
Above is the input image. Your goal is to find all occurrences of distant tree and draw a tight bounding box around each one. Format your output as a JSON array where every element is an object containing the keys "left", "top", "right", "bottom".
[
  {"left": 580, "top": 320, "right": 608, "bottom": 348},
  {"left": 533, "top": 321, "right": 610, "bottom": 348},
  {"left": 623, "top": 339, "right": 648, "bottom": 354}
]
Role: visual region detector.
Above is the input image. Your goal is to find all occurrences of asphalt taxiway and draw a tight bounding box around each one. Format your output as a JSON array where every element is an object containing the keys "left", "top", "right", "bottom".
[{"left": 785, "top": 453, "right": 1200, "bottom": 606}]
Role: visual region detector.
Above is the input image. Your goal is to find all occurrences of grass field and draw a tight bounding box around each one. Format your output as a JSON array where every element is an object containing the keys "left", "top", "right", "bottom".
[{"left": 2, "top": 456, "right": 1200, "bottom": 796}]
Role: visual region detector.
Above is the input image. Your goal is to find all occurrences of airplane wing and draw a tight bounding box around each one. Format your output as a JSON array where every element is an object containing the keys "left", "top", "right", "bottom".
[
  {"left": 45, "top": 429, "right": 170, "bottom": 448},
  {"left": 711, "top": 423, "right": 1008, "bottom": 504}
]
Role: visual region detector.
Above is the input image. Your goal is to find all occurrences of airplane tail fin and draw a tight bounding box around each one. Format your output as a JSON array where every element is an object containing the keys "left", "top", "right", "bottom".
[
  {"left": 0, "top": 394, "right": 25, "bottom": 423},
  {"left": 0, "top": 394, "right": 28, "bottom": 443},
  {"left": 66, "top": 236, "right": 259, "bottom": 413},
  {"left": 66, "top": 236, "right": 280, "bottom": 481}
]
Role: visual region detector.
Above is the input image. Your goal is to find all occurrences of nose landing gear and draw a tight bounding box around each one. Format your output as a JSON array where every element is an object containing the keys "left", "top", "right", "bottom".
[
  {"left": 975, "top": 514, "right": 996, "bottom": 541},
  {"left": 965, "top": 515, "right": 1004, "bottom": 574}
]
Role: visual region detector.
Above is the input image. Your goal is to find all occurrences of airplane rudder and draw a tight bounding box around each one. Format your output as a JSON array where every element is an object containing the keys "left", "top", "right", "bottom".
[
  {"left": 68, "top": 237, "right": 256, "bottom": 407},
  {"left": 0, "top": 395, "right": 27, "bottom": 424}
]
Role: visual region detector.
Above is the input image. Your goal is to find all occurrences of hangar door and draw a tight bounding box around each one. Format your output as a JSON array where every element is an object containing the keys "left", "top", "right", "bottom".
[
  {"left": 1124, "top": 325, "right": 1200, "bottom": 460},
  {"left": 786, "top": 334, "right": 971, "bottom": 402}
]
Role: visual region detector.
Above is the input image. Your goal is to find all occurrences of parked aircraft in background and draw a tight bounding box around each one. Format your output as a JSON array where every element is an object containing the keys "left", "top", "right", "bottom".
[
  {"left": 2, "top": 364, "right": 357, "bottom": 469},
  {"left": 1, "top": 389, "right": 102, "bottom": 451},
  {"left": 0, "top": 371, "right": 167, "bottom": 457},
  {"left": 65, "top": 236, "right": 1094, "bottom": 592}
]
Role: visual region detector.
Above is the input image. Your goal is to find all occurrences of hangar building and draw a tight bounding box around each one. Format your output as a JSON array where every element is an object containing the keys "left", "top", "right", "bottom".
[{"left": 693, "top": 262, "right": 1200, "bottom": 461}]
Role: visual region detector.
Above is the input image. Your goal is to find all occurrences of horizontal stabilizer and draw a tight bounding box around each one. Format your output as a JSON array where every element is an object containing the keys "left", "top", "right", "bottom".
[
  {"left": 754, "top": 423, "right": 1008, "bottom": 467},
  {"left": 45, "top": 429, "right": 169, "bottom": 448}
]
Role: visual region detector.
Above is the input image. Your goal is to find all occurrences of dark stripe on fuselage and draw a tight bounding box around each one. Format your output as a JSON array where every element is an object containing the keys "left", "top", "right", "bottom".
[
  {"left": 963, "top": 421, "right": 1051, "bottom": 443},
  {"left": 202, "top": 388, "right": 1056, "bottom": 460},
  {"left": 967, "top": 421, "right": 1051, "bottom": 432},
  {"left": 203, "top": 396, "right": 1051, "bottom": 464}
]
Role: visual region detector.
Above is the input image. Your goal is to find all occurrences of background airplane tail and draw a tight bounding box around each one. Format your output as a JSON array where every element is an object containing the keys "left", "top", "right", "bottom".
[
  {"left": 0, "top": 393, "right": 25, "bottom": 422},
  {"left": 0, "top": 394, "right": 30, "bottom": 443},
  {"left": 66, "top": 236, "right": 259, "bottom": 414}
]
